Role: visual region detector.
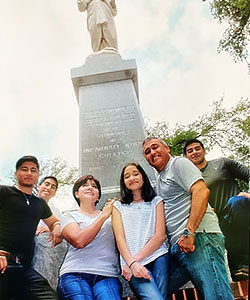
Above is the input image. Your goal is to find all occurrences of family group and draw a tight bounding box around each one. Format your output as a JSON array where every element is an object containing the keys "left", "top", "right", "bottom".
[{"left": 0, "top": 137, "right": 249, "bottom": 300}]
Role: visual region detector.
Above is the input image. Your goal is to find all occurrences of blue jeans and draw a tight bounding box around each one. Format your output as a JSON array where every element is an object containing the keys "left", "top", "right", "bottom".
[
  {"left": 168, "top": 233, "right": 234, "bottom": 300},
  {"left": 57, "top": 273, "right": 121, "bottom": 300},
  {"left": 222, "top": 196, "right": 250, "bottom": 272},
  {"left": 130, "top": 253, "right": 169, "bottom": 300}
]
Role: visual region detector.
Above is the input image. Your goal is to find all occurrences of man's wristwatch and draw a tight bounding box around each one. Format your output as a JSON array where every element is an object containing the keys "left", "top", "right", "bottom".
[{"left": 183, "top": 228, "right": 196, "bottom": 238}]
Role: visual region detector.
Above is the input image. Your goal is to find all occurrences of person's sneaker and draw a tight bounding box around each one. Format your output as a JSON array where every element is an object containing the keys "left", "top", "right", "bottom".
[{"left": 233, "top": 268, "right": 249, "bottom": 281}]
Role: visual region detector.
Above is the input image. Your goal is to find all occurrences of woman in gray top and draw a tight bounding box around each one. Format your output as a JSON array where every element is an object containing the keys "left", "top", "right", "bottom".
[{"left": 57, "top": 175, "right": 121, "bottom": 300}]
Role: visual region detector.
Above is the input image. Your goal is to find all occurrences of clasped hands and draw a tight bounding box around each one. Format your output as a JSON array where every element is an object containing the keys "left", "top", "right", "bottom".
[{"left": 122, "top": 260, "right": 151, "bottom": 282}]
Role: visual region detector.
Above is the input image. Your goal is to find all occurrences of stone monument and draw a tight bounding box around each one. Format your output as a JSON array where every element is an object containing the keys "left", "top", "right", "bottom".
[
  {"left": 73, "top": 0, "right": 155, "bottom": 207},
  {"left": 71, "top": 53, "right": 156, "bottom": 205},
  {"left": 73, "top": 0, "right": 156, "bottom": 206}
]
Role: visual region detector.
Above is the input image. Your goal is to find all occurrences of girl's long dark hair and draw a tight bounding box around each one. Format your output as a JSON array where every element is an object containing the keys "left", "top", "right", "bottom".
[{"left": 120, "top": 163, "right": 156, "bottom": 204}]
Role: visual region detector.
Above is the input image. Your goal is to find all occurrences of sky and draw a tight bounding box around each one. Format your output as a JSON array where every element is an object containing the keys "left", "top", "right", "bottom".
[{"left": 1, "top": 1, "right": 249, "bottom": 207}]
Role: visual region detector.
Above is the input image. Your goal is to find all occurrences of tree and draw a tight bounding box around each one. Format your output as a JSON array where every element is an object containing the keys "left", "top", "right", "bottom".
[
  {"left": 207, "top": 0, "right": 250, "bottom": 64},
  {"left": 146, "top": 122, "right": 200, "bottom": 156},
  {"left": 39, "top": 157, "right": 78, "bottom": 187},
  {"left": 147, "top": 97, "right": 250, "bottom": 164}
]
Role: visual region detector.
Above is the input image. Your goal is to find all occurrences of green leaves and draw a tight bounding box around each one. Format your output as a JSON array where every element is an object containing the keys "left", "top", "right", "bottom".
[
  {"left": 209, "top": 0, "right": 250, "bottom": 62},
  {"left": 147, "top": 97, "right": 250, "bottom": 164}
]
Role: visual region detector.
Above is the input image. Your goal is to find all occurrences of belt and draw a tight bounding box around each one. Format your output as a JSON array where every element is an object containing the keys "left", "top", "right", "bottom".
[{"left": 0, "top": 250, "right": 22, "bottom": 264}]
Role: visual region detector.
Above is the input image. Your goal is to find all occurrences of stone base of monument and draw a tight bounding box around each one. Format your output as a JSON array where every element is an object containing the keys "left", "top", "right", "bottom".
[{"left": 32, "top": 233, "right": 68, "bottom": 291}]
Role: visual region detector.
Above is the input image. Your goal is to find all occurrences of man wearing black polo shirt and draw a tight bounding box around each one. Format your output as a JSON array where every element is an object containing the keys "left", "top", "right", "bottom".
[
  {"left": 0, "top": 155, "right": 62, "bottom": 300},
  {"left": 184, "top": 139, "right": 249, "bottom": 280}
]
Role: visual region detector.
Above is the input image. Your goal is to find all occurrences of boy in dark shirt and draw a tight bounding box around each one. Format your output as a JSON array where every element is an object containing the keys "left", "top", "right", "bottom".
[{"left": 0, "top": 155, "right": 62, "bottom": 299}]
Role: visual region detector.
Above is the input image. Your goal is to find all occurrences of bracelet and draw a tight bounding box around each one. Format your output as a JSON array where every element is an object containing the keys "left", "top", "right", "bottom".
[
  {"left": 129, "top": 260, "right": 137, "bottom": 269},
  {"left": 51, "top": 221, "right": 60, "bottom": 230}
]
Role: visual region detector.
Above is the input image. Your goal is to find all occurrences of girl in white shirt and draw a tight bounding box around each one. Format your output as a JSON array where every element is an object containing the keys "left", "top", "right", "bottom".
[{"left": 112, "top": 163, "right": 169, "bottom": 300}]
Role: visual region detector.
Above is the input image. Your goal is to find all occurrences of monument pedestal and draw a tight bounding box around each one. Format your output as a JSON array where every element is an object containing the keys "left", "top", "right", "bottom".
[
  {"left": 32, "top": 234, "right": 67, "bottom": 290},
  {"left": 71, "top": 53, "right": 155, "bottom": 206}
]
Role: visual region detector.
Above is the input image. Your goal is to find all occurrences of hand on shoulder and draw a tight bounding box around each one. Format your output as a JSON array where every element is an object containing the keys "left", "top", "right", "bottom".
[{"left": 238, "top": 192, "right": 250, "bottom": 199}]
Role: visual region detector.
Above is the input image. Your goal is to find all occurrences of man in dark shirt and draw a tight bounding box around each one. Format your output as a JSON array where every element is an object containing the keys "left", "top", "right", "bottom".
[
  {"left": 0, "top": 155, "right": 62, "bottom": 299},
  {"left": 184, "top": 139, "right": 249, "bottom": 280}
]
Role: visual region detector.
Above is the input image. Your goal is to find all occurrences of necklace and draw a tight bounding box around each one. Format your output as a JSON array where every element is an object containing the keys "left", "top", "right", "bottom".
[
  {"left": 14, "top": 185, "right": 33, "bottom": 205},
  {"left": 22, "top": 192, "right": 33, "bottom": 205}
]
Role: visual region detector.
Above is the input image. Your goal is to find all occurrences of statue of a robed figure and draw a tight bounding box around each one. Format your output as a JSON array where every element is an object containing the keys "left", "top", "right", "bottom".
[{"left": 77, "top": 0, "right": 118, "bottom": 52}]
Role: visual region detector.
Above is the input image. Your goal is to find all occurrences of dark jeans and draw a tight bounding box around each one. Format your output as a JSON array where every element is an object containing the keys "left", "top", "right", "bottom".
[
  {"left": 0, "top": 263, "right": 58, "bottom": 300},
  {"left": 58, "top": 273, "right": 122, "bottom": 300},
  {"left": 220, "top": 195, "right": 250, "bottom": 273}
]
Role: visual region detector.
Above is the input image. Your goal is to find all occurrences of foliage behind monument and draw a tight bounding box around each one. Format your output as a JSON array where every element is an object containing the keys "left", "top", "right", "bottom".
[
  {"left": 207, "top": 0, "right": 250, "bottom": 63},
  {"left": 147, "top": 97, "right": 250, "bottom": 165}
]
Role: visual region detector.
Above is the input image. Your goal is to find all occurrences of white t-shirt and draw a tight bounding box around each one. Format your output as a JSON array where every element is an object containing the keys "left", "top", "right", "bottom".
[
  {"left": 114, "top": 196, "right": 168, "bottom": 268},
  {"left": 59, "top": 210, "right": 119, "bottom": 277}
]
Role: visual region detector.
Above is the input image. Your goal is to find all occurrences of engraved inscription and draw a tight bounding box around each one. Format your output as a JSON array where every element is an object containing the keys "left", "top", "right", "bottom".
[{"left": 82, "top": 105, "right": 137, "bottom": 127}]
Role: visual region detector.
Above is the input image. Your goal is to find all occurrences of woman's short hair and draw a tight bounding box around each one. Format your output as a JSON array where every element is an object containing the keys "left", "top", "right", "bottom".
[
  {"left": 73, "top": 175, "right": 101, "bottom": 206},
  {"left": 120, "top": 163, "right": 156, "bottom": 204}
]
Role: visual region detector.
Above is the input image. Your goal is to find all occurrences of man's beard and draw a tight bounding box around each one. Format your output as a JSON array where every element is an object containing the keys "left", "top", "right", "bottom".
[
  {"left": 194, "top": 156, "right": 205, "bottom": 166},
  {"left": 19, "top": 182, "right": 34, "bottom": 188}
]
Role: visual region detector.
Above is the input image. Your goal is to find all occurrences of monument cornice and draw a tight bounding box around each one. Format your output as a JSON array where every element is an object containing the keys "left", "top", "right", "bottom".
[{"left": 71, "top": 54, "right": 138, "bottom": 103}]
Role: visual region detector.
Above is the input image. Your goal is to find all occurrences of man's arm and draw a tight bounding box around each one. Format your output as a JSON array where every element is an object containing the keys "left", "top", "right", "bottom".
[
  {"left": 238, "top": 192, "right": 250, "bottom": 199},
  {"left": 178, "top": 179, "right": 209, "bottom": 253},
  {"left": 226, "top": 158, "right": 249, "bottom": 182},
  {"left": 43, "top": 215, "right": 63, "bottom": 247}
]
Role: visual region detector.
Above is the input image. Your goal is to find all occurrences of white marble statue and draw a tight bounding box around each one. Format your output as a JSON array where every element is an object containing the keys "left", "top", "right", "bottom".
[{"left": 77, "top": 0, "right": 118, "bottom": 52}]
